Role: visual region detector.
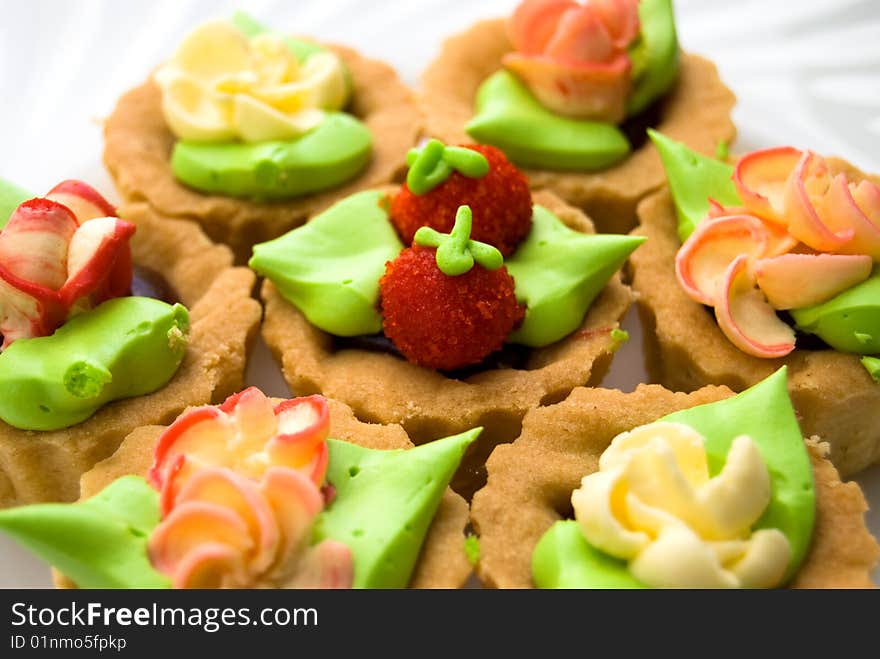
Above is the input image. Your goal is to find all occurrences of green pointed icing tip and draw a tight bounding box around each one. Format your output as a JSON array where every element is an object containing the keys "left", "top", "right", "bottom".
[
  {"left": 861, "top": 356, "right": 880, "bottom": 383},
  {"left": 250, "top": 190, "right": 403, "bottom": 336},
  {"left": 648, "top": 129, "right": 741, "bottom": 242},
  {"left": 414, "top": 205, "right": 503, "bottom": 276},
  {"left": 715, "top": 140, "right": 730, "bottom": 160},
  {"left": 405, "top": 139, "right": 489, "bottom": 195},
  {"left": 0, "top": 476, "right": 170, "bottom": 589},
  {"left": 464, "top": 534, "right": 481, "bottom": 567},
  {"left": 533, "top": 367, "right": 816, "bottom": 588},
  {"left": 507, "top": 206, "right": 645, "bottom": 347},
  {"left": 0, "top": 177, "right": 32, "bottom": 229},
  {"left": 316, "top": 428, "right": 482, "bottom": 588}
]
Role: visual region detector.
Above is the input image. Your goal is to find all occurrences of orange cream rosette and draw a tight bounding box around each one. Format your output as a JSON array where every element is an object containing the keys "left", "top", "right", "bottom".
[
  {"left": 502, "top": 0, "right": 640, "bottom": 122},
  {"left": 675, "top": 147, "right": 880, "bottom": 358},
  {"left": 147, "top": 387, "right": 352, "bottom": 589}
]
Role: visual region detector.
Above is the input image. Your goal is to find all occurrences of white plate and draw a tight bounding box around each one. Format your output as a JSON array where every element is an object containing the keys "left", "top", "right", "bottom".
[{"left": 0, "top": 0, "right": 878, "bottom": 587}]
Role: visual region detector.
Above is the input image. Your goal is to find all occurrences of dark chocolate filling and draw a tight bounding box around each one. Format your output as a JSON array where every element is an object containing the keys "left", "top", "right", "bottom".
[
  {"left": 620, "top": 96, "right": 665, "bottom": 151},
  {"left": 333, "top": 333, "right": 533, "bottom": 381},
  {"left": 131, "top": 265, "right": 180, "bottom": 305}
]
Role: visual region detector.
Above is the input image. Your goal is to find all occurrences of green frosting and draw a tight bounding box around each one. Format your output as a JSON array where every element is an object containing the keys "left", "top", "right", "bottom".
[
  {"left": 506, "top": 206, "right": 645, "bottom": 346},
  {"left": 414, "top": 205, "right": 503, "bottom": 276},
  {"left": 533, "top": 521, "right": 642, "bottom": 589},
  {"left": 626, "top": 0, "right": 680, "bottom": 116},
  {"left": 466, "top": 70, "right": 630, "bottom": 171},
  {"left": 0, "top": 476, "right": 169, "bottom": 589},
  {"left": 314, "top": 428, "right": 481, "bottom": 589},
  {"left": 171, "top": 113, "right": 372, "bottom": 200},
  {"left": 649, "top": 129, "right": 740, "bottom": 241},
  {"left": 406, "top": 140, "right": 489, "bottom": 195},
  {"left": 791, "top": 268, "right": 880, "bottom": 354},
  {"left": 464, "top": 534, "right": 481, "bottom": 567},
  {"left": 0, "top": 297, "right": 189, "bottom": 431},
  {"left": 532, "top": 367, "right": 815, "bottom": 588},
  {"left": 231, "top": 11, "right": 324, "bottom": 63},
  {"left": 0, "top": 177, "right": 31, "bottom": 228},
  {"left": 861, "top": 356, "right": 880, "bottom": 383},
  {"left": 249, "top": 190, "right": 403, "bottom": 336}
]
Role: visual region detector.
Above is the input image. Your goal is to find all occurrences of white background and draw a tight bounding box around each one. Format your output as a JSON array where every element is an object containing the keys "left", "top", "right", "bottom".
[{"left": 0, "top": 0, "right": 878, "bottom": 587}]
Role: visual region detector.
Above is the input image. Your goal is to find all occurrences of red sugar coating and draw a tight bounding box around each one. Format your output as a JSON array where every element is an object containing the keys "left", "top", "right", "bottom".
[
  {"left": 390, "top": 144, "right": 533, "bottom": 256},
  {"left": 379, "top": 246, "right": 525, "bottom": 371}
]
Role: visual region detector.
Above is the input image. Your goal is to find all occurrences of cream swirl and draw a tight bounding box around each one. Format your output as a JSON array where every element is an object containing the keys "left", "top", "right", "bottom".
[
  {"left": 571, "top": 421, "right": 791, "bottom": 588},
  {"left": 155, "top": 20, "right": 349, "bottom": 142}
]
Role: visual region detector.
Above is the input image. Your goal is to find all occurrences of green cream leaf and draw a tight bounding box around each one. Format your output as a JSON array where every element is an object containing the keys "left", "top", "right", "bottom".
[
  {"left": 250, "top": 190, "right": 403, "bottom": 336},
  {"left": 0, "top": 476, "right": 170, "bottom": 589},
  {"left": 507, "top": 206, "right": 645, "bottom": 347},
  {"left": 315, "top": 429, "right": 481, "bottom": 588},
  {"left": 649, "top": 129, "right": 740, "bottom": 241},
  {"left": 466, "top": 70, "right": 630, "bottom": 171}
]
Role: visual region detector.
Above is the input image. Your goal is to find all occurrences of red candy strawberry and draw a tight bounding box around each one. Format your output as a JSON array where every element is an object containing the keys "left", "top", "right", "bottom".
[
  {"left": 390, "top": 140, "right": 532, "bottom": 256},
  {"left": 380, "top": 205, "right": 524, "bottom": 371}
]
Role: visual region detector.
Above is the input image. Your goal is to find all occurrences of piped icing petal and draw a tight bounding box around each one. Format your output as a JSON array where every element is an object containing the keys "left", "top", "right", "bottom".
[
  {"left": 733, "top": 146, "right": 802, "bottom": 224},
  {"left": 675, "top": 214, "right": 770, "bottom": 305},
  {"left": 714, "top": 255, "right": 796, "bottom": 359},
  {"left": 754, "top": 253, "right": 873, "bottom": 310},
  {"left": 784, "top": 151, "right": 854, "bottom": 252}
]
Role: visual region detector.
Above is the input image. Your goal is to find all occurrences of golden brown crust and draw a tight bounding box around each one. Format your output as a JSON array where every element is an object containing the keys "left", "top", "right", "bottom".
[
  {"left": 0, "top": 206, "right": 261, "bottom": 508},
  {"left": 471, "top": 385, "right": 879, "bottom": 588},
  {"left": 260, "top": 188, "right": 635, "bottom": 498},
  {"left": 71, "top": 399, "right": 472, "bottom": 589},
  {"left": 419, "top": 18, "right": 737, "bottom": 234},
  {"left": 630, "top": 186, "right": 880, "bottom": 476},
  {"left": 103, "top": 42, "right": 421, "bottom": 262}
]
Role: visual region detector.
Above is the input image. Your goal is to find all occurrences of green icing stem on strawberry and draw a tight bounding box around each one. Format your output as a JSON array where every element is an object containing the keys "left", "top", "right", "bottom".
[{"left": 0, "top": 181, "right": 134, "bottom": 349}]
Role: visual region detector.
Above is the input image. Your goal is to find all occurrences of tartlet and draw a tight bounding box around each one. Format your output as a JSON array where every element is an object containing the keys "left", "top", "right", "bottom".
[
  {"left": 420, "top": 14, "right": 735, "bottom": 234},
  {"left": 630, "top": 153, "right": 880, "bottom": 476},
  {"left": 0, "top": 200, "right": 260, "bottom": 507},
  {"left": 104, "top": 18, "right": 421, "bottom": 262},
  {"left": 471, "top": 381, "right": 878, "bottom": 588},
  {"left": 259, "top": 188, "right": 635, "bottom": 497},
  {"left": 69, "top": 398, "right": 471, "bottom": 589}
]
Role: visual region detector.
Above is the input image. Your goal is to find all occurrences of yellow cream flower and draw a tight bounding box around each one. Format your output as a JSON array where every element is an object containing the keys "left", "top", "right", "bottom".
[
  {"left": 155, "top": 20, "right": 349, "bottom": 142},
  {"left": 572, "top": 421, "right": 791, "bottom": 588}
]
